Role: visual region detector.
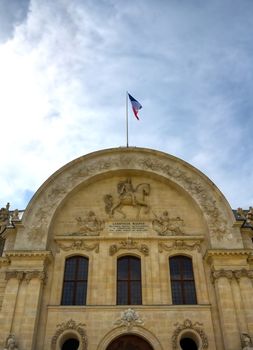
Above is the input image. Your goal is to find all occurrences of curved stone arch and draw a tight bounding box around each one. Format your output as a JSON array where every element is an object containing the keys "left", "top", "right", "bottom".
[
  {"left": 51, "top": 319, "right": 87, "bottom": 350},
  {"left": 19, "top": 147, "right": 236, "bottom": 250},
  {"left": 97, "top": 326, "right": 163, "bottom": 350}
]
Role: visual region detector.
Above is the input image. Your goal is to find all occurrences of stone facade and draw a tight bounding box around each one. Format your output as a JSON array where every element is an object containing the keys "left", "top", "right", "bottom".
[{"left": 0, "top": 147, "right": 252, "bottom": 350}]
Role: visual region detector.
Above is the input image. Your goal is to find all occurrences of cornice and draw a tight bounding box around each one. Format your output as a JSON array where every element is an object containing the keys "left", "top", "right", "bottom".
[
  {"left": 4, "top": 250, "right": 53, "bottom": 263},
  {"left": 204, "top": 249, "right": 252, "bottom": 263},
  {"left": 0, "top": 256, "right": 10, "bottom": 268},
  {"left": 54, "top": 235, "right": 204, "bottom": 242}
]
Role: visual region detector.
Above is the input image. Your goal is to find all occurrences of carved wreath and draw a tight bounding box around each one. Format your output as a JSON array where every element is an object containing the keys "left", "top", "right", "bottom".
[
  {"left": 171, "top": 319, "right": 208, "bottom": 349},
  {"left": 51, "top": 319, "right": 87, "bottom": 350}
]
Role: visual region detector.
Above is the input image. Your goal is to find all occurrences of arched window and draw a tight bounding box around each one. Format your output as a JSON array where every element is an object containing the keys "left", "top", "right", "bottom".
[
  {"left": 117, "top": 256, "right": 142, "bottom": 305},
  {"left": 169, "top": 255, "right": 197, "bottom": 304},
  {"left": 61, "top": 256, "right": 89, "bottom": 305}
]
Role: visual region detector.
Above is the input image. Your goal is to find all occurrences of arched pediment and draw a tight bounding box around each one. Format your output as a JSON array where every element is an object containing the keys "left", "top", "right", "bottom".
[{"left": 15, "top": 147, "right": 240, "bottom": 250}]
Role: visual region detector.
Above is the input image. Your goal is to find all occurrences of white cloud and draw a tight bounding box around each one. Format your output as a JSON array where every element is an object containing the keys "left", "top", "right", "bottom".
[{"left": 0, "top": 0, "right": 252, "bottom": 210}]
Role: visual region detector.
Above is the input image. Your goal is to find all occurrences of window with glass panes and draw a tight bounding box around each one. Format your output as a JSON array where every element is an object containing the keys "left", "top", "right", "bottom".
[
  {"left": 61, "top": 256, "right": 88, "bottom": 305},
  {"left": 169, "top": 256, "right": 197, "bottom": 304},
  {"left": 117, "top": 256, "right": 142, "bottom": 305}
]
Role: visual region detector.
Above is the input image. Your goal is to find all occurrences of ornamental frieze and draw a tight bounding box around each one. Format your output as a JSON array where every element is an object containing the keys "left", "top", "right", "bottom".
[
  {"left": 158, "top": 240, "right": 201, "bottom": 253},
  {"left": 109, "top": 238, "right": 149, "bottom": 256},
  {"left": 57, "top": 240, "right": 99, "bottom": 253}
]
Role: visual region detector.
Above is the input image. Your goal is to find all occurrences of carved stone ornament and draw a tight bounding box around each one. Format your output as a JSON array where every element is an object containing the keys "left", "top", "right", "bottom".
[
  {"left": 72, "top": 211, "right": 104, "bottom": 236},
  {"left": 246, "top": 207, "right": 253, "bottom": 226},
  {"left": 109, "top": 238, "right": 149, "bottom": 256},
  {"left": 5, "top": 271, "right": 24, "bottom": 281},
  {"left": 3, "top": 333, "right": 19, "bottom": 350},
  {"left": 158, "top": 240, "right": 201, "bottom": 253},
  {"left": 234, "top": 269, "right": 253, "bottom": 281},
  {"left": 57, "top": 240, "right": 99, "bottom": 253},
  {"left": 241, "top": 332, "right": 253, "bottom": 350},
  {"left": 114, "top": 308, "right": 144, "bottom": 330},
  {"left": 211, "top": 269, "right": 233, "bottom": 283},
  {"left": 153, "top": 211, "right": 185, "bottom": 236},
  {"left": 104, "top": 178, "right": 150, "bottom": 219},
  {"left": 5, "top": 270, "right": 47, "bottom": 284},
  {"left": 172, "top": 319, "right": 208, "bottom": 350},
  {"left": 51, "top": 319, "right": 87, "bottom": 350},
  {"left": 0, "top": 203, "right": 10, "bottom": 234}
]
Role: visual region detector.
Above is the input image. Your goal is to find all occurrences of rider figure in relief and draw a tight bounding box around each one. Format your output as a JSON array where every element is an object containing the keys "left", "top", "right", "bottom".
[{"left": 118, "top": 178, "right": 136, "bottom": 205}]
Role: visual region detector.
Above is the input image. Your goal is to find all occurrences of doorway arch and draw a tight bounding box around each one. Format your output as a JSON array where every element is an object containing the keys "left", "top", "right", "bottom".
[{"left": 106, "top": 334, "right": 154, "bottom": 350}]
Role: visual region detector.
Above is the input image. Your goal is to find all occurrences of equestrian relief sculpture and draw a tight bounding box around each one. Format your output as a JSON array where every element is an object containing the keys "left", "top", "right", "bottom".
[{"left": 104, "top": 178, "right": 150, "bottom": 219}]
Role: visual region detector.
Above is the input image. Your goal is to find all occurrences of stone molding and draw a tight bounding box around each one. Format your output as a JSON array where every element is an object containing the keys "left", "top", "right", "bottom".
[
  {"left": 114, "top": 308, "right": 144, "bottom": 330},
  {"left": 109, "top": 238, "right": 149, "bottom": 256},
  {"left": 158, "top": 240, "right": 201, "bottom": 253},
  {"left": 5, "top": 270, "right": 47, "bottom": 284},
  {"left": 57, "top": 240, "right": 99, "bottom": 253},
  {"left": 51, "top": 319, "right": 87, "bottom": 350},
  {"left": 172, "top": 319, "right": 208, "bottom": 349}
]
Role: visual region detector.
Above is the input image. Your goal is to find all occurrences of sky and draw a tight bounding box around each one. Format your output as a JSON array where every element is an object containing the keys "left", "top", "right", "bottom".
[{"left": 0, "top": 0, "right": 252, "bottom": 211}]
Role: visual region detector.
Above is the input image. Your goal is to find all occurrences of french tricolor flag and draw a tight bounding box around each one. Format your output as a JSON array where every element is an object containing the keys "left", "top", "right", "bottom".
[{"left": 128, "top": 93, "right": 142, "bottom": 120}]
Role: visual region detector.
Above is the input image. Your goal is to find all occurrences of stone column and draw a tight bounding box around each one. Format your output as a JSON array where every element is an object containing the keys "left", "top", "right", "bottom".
[
  {"left": 20, "top": 271, "right": 46, "bottom": 350},
  {"left": 212, "top": 269, "right": 240, "bottom": 350},
  {"left": 234, "top": 269, "right": 253, "bottom": 335},
  {"left": 0, "top": 271, "right": 24, "bottom": 339}
]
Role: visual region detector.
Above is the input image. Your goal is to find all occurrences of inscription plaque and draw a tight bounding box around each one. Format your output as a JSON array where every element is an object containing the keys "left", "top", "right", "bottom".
[{"left": 107, "top": 221, "right": 150, "bottom": 233}]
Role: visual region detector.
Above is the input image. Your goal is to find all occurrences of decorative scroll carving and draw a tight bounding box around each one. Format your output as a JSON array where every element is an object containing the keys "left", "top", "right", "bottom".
[
  {"left": 234, "top": 269, "right": 253, "bottom": 281},
  {"left": 114, "top": 308, "right": 144, "bottom": 330},
  {"left": 241, "top": 333, "right": 253, "bottom": 350},
  {"left": 58, "top": 240, "right": 99, "bottom": 253},
  {"left": 5, "top": 271, "right": 24, "bottom": 281},
  {"left": 51, "top": 319, "right": 87, "bottom": 350},
  {"left": 5, "top": 270, "right": 47, "bottom": 284},
  {"left": 172, "top": 319, "right": 208, "bottom": 350},
  {"left": 73, "top": 211, "right": 104, "bottom": 236},
  {"left": 153, "top": 211, "right": 184, "bottom": 235},
  {"left": 109, "top": 238, "right": 149, "bottom": 256},
  {"left": 158, "top": 240, "right": 201, "bottom": 253},
  {"left": 104, "top": 178, "right": 150, "bottom": 219},
  {"left": 211, "top": 269, "right": 233, "bottom": 283},
  {"left": 3, "top": 334, "right": 19, "bottom": 350},
  {"left": 24, "top": 271, "right": 47, "bottom": 284}
]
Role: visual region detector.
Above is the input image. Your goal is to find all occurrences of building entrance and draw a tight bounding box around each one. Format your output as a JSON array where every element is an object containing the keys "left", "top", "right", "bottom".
[{"left": 106, "top": 334, "right": 154, "bottom": 350}]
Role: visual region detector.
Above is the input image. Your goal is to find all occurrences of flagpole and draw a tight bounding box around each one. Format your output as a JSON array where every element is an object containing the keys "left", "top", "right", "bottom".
[{"left": 126, "top": 91, "right": 129, "bottom": 147}]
